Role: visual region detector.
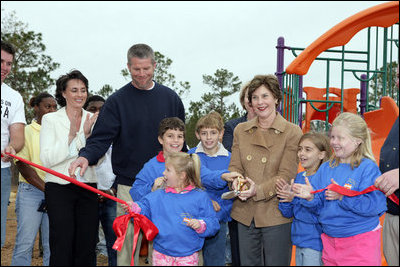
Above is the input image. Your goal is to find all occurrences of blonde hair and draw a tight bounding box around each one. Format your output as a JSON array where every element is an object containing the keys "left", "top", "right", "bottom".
[
  {"left": 300, "top": 131, "right": 332, "bottom": 169},
  {"left": 166, "top": 152, "right": 203, "bottom": 189},
  {"left": 195, "top": 111, "right": 224, "bottom": 133},
  {"left": 329, "top": 112, "right": 375, "bottom": 169}
]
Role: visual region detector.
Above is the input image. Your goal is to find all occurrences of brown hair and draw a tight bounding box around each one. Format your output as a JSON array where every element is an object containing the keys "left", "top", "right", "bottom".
[
  {"left": 166, "top": 152, "right": 203, "bottom": 189},
  {"left": 158, "top": 117, "right": 185, "bottom": 138},
  {"left": 247, "top": 74, "right": 282, "bottom": 109},
  {"left": 195, "top": 111, "right": 224, "bottom": 133},
  {"left": 300, "top": 131, "right": 332, "bottom": 169}
]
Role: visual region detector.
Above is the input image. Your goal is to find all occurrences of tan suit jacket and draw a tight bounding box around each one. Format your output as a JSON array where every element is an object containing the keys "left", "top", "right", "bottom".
[{"left": 229, "top": 113, "right": 302, "bottom": 227}]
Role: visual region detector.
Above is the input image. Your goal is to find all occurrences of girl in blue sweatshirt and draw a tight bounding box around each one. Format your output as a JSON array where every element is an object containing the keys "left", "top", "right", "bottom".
[
  {"left": 292, "top": 113, "right": 387, "bottom": 266},
  {"left": 276, "top": 132, "right": 331, "bottom": 266},
  {"left": 124, "top": 152, "right": 219, "bottom": 266}
]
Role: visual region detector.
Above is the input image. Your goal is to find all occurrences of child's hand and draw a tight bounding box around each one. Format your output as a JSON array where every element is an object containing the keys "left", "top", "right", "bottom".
[
  {"left": 122, "top": 201, "right": 134, "bottom": 213},
  {"left": 277, "top": 179, "right": 295, "bottom": 202},
  {"left": 292, "top": 177, "right": 314, "bottom": 201},
  {"left": 275, "top": 178, "right": 289, "bottom": 191},
  {"left": 152, "top": 176, "right": 166, "bottom": 191},
  {"left": 325, "top": 179, "right": 343, "bottom": 201},
  {"left": 211, "top": 200, "right": 221, "bottom": 212},
  {"left": 222, "top": 171, "right": 242, "bottom": 182},
  {"left": 185, "top": 218, "right": 201, "bottom": 230}
]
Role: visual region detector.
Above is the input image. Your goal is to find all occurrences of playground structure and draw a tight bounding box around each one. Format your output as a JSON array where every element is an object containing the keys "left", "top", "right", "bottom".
[
  {"left": 276, "top": 1, "right": 399, "bottom": 164},
  {"left": 275, "top": 2, "right": 398, "bottom": 265}
]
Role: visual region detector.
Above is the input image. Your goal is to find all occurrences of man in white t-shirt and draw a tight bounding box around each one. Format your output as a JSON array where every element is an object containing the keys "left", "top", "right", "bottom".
[{"left": 1, "top": 41, "right": 26, "bottom": 247}]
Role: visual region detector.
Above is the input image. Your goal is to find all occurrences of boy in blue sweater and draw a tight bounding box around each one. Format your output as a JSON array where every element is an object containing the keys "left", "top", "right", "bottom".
[
  {"left": 188, "top": 111, "right": 233, "bottom": 266},
  {"left": 130, "top": 117, "right": 239, "bottom": 202}
]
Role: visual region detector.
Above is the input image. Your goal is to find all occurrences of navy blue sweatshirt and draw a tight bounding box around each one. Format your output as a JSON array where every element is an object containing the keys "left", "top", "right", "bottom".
[{"left": 79, "top": 81, "right": 185, "bottom": 186}]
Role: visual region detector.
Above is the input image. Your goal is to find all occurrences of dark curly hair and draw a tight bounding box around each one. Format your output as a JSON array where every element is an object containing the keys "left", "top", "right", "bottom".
[{"left": 55, "top": 70, "right": 88, "bottom": 107}]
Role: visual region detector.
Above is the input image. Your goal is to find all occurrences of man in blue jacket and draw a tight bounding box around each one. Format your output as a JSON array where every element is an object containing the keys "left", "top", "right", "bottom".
[{"left": 68, "top": 43, "right": 185, "bottom": 266}]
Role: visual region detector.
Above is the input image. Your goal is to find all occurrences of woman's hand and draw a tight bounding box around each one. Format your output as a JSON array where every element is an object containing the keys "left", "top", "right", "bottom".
[
  {"left": 237, "top": 177, "right": 256, "bottom": 201},
  {"left": 292, "top": 177, "right": 314, "bottom": 201},
  {"left": 83, "top": 112, "right": 99, "bottom": 139},
  {"left": 325, "top": 179, "right": 343, "bottom": 201}
]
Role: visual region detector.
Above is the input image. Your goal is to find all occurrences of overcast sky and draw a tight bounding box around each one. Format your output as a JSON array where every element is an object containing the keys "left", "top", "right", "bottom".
[{"left": 2, "top": 1, "right": 391, "bottom": 109}]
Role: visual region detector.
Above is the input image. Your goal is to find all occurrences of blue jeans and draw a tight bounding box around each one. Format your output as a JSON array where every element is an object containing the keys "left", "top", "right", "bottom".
[
  {"left": 1, "top": 167, "right": 12, "bottom": 247},
  {"left": 11, "top": 182, "right": 50, "bottom": 266},
  {"left": 295, "top": 246, "right": 323, "bottom": 266},
  {"left": 98, "top": 198, "right": 117, "bottom": 266},
  {"left": 203, "top": 221, "right": 228, "bottom": 266}
]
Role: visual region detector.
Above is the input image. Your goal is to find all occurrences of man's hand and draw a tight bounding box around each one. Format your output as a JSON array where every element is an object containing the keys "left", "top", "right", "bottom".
[
  {"left": 1, "top": 145, "right": 16, "bottom": 162},
  {"left": 68, "top": 156, "right": 89, "bottom": 178},
  {"left": 375, "top": 168, "right": 399, "bottom": 197}
]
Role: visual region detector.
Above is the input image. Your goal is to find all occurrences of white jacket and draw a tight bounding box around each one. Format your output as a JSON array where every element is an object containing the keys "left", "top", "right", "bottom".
[{"left": 40, "top": 107, "right": 97, "bottom": 184}]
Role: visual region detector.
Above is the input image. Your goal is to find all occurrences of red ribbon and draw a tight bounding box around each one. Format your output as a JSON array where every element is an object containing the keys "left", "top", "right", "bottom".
[
  {"left": 112, "top": 211, "right": 158, "bottom": 265},
  {"left": 311, "top": 183, "right": 399, "bottom": 205},
  {"left": 2, "top": 152, "right": 159, "bottom": 265}
]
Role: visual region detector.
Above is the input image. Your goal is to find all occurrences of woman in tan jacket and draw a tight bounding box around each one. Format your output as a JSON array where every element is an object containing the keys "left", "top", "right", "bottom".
[{"left": 229, "top": 74, "right": 302, "bottom": 265}]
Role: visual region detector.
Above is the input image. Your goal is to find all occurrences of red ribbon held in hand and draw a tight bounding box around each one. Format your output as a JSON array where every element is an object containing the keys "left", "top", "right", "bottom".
[
  {"left": 311, "top": 183, "right": 399, "bottom": 205},
  {"left": 2, "top": 152, "right": 159, "bottom": 265}
]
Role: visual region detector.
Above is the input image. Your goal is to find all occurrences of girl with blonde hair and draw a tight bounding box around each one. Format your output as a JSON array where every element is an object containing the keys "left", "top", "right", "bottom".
[
  {"left": 292, "top": 112, "right": 387, "bottom": 266},
  {"left": 125, "top": 152, "right": 219, "bottom": 266}
]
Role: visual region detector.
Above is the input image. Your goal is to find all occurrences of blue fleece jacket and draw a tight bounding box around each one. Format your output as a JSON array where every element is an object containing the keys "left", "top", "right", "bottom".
[
  {"left": 188, "top": 145, "right": 233, "bottom": 222},
  {"left": 299, "top": 159, "right": 387, "bottom": 238},
  {"left": 130, "top": 152, "right": 229, "bottom": 202},
  {"left": 135, "top": 188, "right": 220, "bottom": 257},
  {"left": 279, "top": 171, "right": 322, "bottom": 251}
]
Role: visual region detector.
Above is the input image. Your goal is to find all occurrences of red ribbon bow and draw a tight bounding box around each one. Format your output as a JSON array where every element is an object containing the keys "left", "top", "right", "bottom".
[
  {"left": 112, "top": 212, "right": 158, "bottom": 266},
  {"left": 311, "top": 183, "right": 399, "bottom": 205}
]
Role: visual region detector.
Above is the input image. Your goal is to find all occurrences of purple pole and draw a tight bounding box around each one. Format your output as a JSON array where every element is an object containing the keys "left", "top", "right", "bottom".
[
  {"left": 276, "top": 36, "right": 285, "bottom": 89},
  {"left": 276, "top": 37, "right": 285, "bottom": 114},
  {"left": 360, "top": 74, "right": 367, "bottom": 116}
]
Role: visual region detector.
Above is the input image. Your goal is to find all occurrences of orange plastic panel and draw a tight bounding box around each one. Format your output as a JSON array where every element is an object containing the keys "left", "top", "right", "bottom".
[{"left": 286, "top": 2, "right": 399, "bottom": 75}]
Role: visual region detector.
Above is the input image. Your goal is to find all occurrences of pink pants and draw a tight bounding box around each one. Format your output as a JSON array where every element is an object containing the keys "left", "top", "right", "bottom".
[
  {"left": 152, "top": 249, "right": 199, "bottom": 266},
  {"left": 321, "top": 227, "right": 382, "bottom": 266}
]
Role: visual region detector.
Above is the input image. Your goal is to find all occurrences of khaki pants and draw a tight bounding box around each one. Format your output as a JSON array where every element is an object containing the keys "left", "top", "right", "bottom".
[
  {"left": 383, "top": 213, "right": 399, "bottom": 266},
  {"left": 116, "top": 184, "right": 142, "bottom": 266}
]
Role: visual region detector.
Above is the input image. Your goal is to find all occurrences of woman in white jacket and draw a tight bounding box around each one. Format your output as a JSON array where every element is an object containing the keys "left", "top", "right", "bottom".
[{"left": 40, "top": 70, "right": 99, "bottom": 266}]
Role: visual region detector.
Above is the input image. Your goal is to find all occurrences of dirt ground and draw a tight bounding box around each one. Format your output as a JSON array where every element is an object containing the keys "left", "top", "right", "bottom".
[{"left": 1, "top": 185, "right": 148, "bottom": 266}]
